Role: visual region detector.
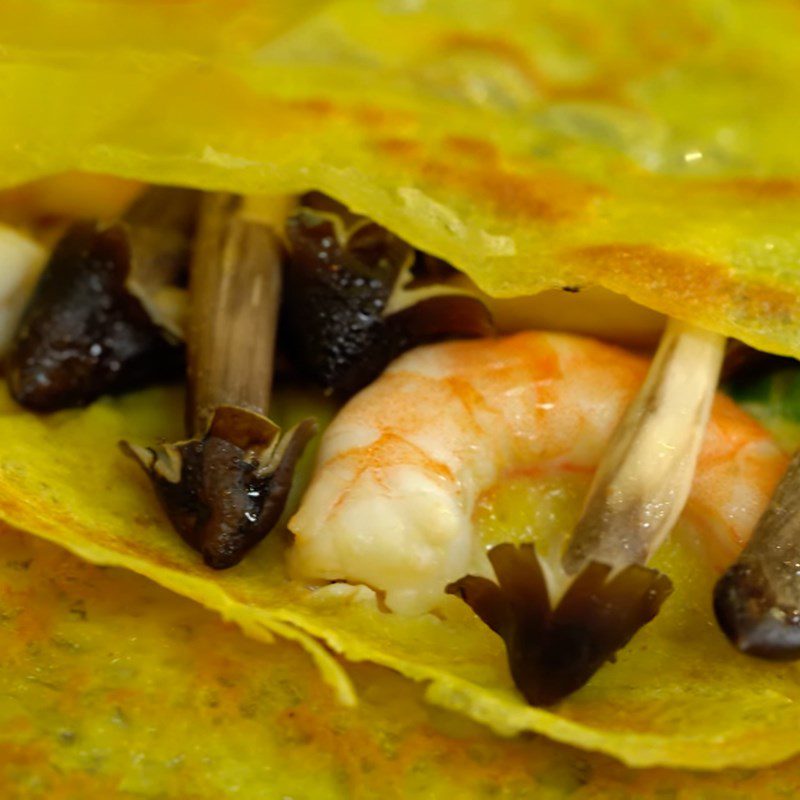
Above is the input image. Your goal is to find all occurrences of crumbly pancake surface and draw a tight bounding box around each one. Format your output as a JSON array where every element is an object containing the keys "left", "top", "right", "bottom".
[{"left": 2, "top": 524, "right": 800, "bottom": 798}]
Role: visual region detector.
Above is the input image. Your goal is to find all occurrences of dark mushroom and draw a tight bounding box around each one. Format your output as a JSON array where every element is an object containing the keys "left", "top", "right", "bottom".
[
  {"left": 714, "top": 449, "right": 800, "bottom": 660},
  {"left": 448, "top": 318, "right": 725, "bottom": 705},
  {"left": 6, "top": 186, "right": 198, "bottom": 411},
  {"left": 721, "top": 339, "right": 794, "bottom": 383},
  {"left": 282, "top": 192, "right": 494, "bottom": 396},
  {"left": 447, "top": 543, "right": 672, "bottom": 706},
  {"left": 123, "top": 193, "right": 316, "bottom": 569}
]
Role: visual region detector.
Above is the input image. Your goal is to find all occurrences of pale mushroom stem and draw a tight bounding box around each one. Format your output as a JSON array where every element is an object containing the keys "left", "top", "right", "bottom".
[
  {"left": 447, "top": 318, "right": 726, "bottom": 706},
  {"left": 0, "top": 226, "right": 46, "bottom": 356},
  {"left": 563, "top": 317, "right": 727, "bottom": 575},
  {"left": 187, "top": 192, "right": 279, "bottom": 434}
]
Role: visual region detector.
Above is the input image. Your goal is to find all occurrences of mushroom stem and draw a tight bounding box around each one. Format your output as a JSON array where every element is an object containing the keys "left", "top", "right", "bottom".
[
  {"left": 123, "top": 192, "right": 316, "bottom": 569},
  {"left": 714, "top": 450, "right": 800, "bottom": 659},
  {"left": 0, "top": 225, "right": 46, "bottom": 357},
  {"left": 563, "top": 317, "right": 726, "bottom": 574},
  {"left": 449, "top": 318, "right": 726, "bottom": 706},
  {"left": 122, "top": 185, "right": 200, "bottom": 336},
  {"left": 187, "top": 193, "right": 279, "bottom": 434},
  {"left": 123, "top": 184, "right": 199, "bottom": 290}
]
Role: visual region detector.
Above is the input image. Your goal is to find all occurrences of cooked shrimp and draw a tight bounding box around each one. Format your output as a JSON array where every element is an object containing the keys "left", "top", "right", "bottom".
[{"left": 289, "top": 332, "right": 787, "bottom": 615}]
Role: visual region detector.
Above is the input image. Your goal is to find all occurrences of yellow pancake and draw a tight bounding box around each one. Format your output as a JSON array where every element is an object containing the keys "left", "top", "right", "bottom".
[
  {"left": 2, "top": 1, "right": 800, "bottom": 354},
  {"left": 0, "top": 382, "right": 797, "bottom": 769},
  {"left": 2, "top": 0, "right": 800, "bottom": 771},
  {"left": 2, "top": 522, "right": 800, "bottom": 798}
]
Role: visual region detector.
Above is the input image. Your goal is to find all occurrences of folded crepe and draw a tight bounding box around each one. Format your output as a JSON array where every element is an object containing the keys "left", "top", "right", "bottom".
[
  {"left": 4, "top": 521, "right": 800, "bottom": 799},
  {"left": 1, "top": 0, "right": 800, "bottom": 778}
]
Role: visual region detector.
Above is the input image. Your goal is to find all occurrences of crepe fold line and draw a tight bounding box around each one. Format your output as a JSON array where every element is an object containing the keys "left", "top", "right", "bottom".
[{"left": 2, "top": 0, "right": 800, "bottom": 771}]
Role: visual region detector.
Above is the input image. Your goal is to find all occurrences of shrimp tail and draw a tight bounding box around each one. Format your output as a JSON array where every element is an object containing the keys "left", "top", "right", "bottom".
[{"left": 447, "top": 543, "right": 673, "bottom": 706}]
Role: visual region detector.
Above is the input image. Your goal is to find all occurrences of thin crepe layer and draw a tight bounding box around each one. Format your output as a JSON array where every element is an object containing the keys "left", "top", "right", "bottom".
[
  {"left": 2, "top": 0, "right": 800, "bottom": 771},
  {"left": 4, "top": 523, "right": 800, "bottom": 799},
  {"left": 3, "top": 1, "right": 800, "bottom": 354},
  {"left": 0, "top": 383, "right": 798, "bottom": 770}
]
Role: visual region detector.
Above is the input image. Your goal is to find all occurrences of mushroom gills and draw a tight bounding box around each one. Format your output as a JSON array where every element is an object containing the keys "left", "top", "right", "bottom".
[{"left": 448, "top": 543, "right": 671, "bottom": 706}]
